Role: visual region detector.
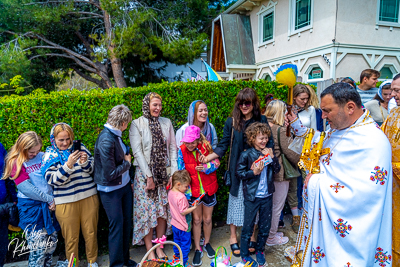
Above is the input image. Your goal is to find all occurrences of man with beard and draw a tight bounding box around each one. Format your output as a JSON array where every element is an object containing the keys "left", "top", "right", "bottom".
[
  {"left": 287, "top": 82, "right": 392, "bottom": 267},
  {"left": 381, "top": 73, "right": 400, "bottom": 265}
]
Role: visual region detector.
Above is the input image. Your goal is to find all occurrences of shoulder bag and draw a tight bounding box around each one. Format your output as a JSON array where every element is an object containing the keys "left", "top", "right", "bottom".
[
  {"left": 223, "top": 118, "right": 234, "bottom": 186},
  {"left": 278, "top": 126, "right": 300, "bottom": 179}
]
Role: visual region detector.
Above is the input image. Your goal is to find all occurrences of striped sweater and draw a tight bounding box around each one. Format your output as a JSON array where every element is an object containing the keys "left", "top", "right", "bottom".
[{"left": 44, "top": 151, "right": 97, "bottom": 205}]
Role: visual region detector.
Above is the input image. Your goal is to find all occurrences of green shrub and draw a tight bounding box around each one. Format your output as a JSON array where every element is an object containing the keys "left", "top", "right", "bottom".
[{"left": 1, "top": 80, "right": 288, "bottom": 259}]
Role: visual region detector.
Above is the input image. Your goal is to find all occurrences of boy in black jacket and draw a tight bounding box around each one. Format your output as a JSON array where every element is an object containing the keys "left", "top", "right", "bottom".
[{"left": 236, "top": 122, "right": 280, "bottom": 267}]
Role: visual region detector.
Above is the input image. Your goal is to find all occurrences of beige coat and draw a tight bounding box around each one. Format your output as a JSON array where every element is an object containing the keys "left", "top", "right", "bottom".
[
  {"left": 129, "top": 116, "right": 178, "bottom": 178},
  {"left": 268, "top": 119, "right": 300, "bottom": 182}
]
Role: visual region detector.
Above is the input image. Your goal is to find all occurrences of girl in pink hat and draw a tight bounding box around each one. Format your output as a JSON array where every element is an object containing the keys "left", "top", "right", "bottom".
[{"left": 177, "top": 125, "right": 219, "bottom": 266}]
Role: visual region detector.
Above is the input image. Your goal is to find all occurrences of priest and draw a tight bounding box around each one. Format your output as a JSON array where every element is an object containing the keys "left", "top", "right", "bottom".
[
  {"left": 381, "top": 73, "right": 400, "bottom": 265},
  {"left": 287, "top": 82, "right": 392, "bottom": 267}
]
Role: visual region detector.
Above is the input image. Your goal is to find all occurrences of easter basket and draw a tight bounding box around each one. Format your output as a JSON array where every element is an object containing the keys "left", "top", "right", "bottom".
[
  {"left": 139, "top": 240, "right": 184, "bottom": 267},
  {"left": 211, "top": 246, "right": 231, "bottom": 267}
]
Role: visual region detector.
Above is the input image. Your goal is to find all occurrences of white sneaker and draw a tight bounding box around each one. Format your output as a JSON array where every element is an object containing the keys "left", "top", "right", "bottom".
[{"left": 88, "top": 262, "right": 99, "bottom": 267}]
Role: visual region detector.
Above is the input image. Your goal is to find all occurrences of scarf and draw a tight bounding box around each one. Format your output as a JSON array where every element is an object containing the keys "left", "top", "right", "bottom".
[
  {"left": 378, "top": 80, "right": 392, "bottom": 100},
  {"left": 187, "top": 100, "right": 214, "bottom": 144},
  {"left": 142, "top": 93, "right": 168, "bottom": 199},
  {"left": 41, "top": 122, "right": 90, "bottom": 175}
]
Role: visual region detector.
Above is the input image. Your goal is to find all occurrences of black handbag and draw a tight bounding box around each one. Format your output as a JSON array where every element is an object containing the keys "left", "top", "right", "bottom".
[
  {"left": 278, "top": 126, "right": 300, "bottom": 179},
  {"left": 223, "top": 118, "right": 234, "bottom": 186}
]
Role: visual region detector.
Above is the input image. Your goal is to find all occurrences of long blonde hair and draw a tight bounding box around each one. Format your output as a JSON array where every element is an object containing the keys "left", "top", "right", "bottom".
[
  {"left": 264, "top": 100, "right": 286, "bottom": 126},
  {"left": 2, "top": 131, "right": 42, "bottom": 180},
  {"left": 306, "top": 85, "right": 320, "bottom": 108}
]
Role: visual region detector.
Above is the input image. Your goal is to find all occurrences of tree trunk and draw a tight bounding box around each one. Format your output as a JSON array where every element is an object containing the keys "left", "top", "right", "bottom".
[
  {"left": 104, "top": 10, "right": 127, "bottom": 88},
  {"left": 110, "top": 57, "right": 127, "bottom": 88}
]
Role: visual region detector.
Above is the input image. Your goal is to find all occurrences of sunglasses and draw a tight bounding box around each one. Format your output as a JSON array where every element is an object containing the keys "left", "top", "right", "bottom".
[{"left": 239, "top": 101, "right": 252, "bottom": 107}]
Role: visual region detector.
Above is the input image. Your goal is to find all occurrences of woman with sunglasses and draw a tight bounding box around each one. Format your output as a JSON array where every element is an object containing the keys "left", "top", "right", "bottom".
[{"left": 199, "top": 87, "right": 274, "bottom": 257}]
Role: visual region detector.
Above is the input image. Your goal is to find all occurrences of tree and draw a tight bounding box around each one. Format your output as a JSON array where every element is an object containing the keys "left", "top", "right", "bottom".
[{"left": 0, "top": 0, "right": 212, "bottom": 90}]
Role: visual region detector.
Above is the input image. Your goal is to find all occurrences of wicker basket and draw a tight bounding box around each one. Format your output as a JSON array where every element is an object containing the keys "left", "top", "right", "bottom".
[{"left": 139, "top": 241, "right": 184, "bottom": 267}]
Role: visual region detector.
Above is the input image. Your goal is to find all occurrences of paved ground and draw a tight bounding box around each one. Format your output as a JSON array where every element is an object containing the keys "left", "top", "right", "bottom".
[{"left": 5, "top": 215, "right": 296, "bottom": 267}]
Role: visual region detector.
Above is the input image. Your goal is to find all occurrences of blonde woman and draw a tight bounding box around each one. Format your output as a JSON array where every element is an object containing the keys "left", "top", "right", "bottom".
[
  {"left": 41, "top": 123, "right": 99, "bottom": 267},
  {"left": 264, "top": 101, "right": 300, "bottom": 244},
  {"left": 3, "top": 131, "right": 58, "bottom": 267},
  {"left": 305, "top": 85, "right": 324, "bottom": 131}
]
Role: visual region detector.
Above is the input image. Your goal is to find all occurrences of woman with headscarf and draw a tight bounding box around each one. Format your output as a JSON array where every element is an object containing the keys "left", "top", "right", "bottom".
[
  {"left": 42, "top": 123, "right": 99, "bottom": 267},
  {"left": 176, "top": 100, "right": 218, "bottom": 149},
  {"left": 130, "top": 92, "right": 177, "bottom": 260},
  {"left": 365, "top": 80, "right": 392, "bottom": 126}
]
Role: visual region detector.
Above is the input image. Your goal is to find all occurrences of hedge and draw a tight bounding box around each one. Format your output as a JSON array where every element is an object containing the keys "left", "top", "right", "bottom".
[{"left": 1, "top": 80, "right": 288, "bottom": 260}]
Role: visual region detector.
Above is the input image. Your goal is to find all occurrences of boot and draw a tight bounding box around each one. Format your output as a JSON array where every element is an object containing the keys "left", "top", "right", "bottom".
[{"left": 292, "top": 215, "right": 300, "bottom": 233}]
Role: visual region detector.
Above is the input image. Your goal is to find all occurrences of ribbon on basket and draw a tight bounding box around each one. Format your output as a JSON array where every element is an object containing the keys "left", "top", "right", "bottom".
[{"left": 152, "top": 235, "right": 167, "bottom": 248}]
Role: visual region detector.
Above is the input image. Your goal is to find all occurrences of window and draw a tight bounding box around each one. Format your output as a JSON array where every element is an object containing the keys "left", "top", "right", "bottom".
[
  {"left": 258, "top": 3, "right": 276, "bottom": 46},
  {"left": 380, "top": 67, "right": 394, "bottom": 79},
  {"left": 263, "top": 12, "right": 274, "bottom": 42},
  {"left": 294, "top": 0, "right": 312, "bottom": 30},
  {"left": 308, "top": 67, "right": 323, "bottom": 80},
  {"left": 377, "top": 0, "right": 400, "bottom": 26},
  {"left": 264, "top": 74, "right": 272, "bottom": 81},
  {"left": 379, "top": 0, "right": 399, "bottom": 22},
  {"left": 289, "top": 0, "right": 313, "bottom": 35}
]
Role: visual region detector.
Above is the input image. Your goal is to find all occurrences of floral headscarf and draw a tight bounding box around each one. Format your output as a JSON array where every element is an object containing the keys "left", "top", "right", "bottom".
[
  {"left": 187, "top": 100, "right": 214, "bottom": 145},
  {"left": 142, "top": 92, "right": 168, "bottom": 199}
]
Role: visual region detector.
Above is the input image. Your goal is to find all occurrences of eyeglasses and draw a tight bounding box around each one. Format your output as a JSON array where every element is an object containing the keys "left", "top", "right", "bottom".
[{"left": 239, "top": 101, "right": 252, "bottom": 107}]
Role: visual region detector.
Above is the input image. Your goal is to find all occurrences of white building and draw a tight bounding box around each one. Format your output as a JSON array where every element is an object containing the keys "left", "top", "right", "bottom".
[
  {"left": 150, "top": 52, "right": 208, "bottom": 82},
  {"left": 210, "top": 0, "right": 400, "bottom": 85}
]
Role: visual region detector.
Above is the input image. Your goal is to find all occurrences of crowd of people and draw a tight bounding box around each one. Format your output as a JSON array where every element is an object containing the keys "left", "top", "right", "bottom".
[{"left": 0, "top": 68, "right": 398, "bottom": 267}]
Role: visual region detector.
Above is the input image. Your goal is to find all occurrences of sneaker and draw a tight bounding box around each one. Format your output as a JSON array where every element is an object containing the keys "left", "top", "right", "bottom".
[
  {"left": 278, "top": 220, "right": 285, "bottom": 228},
  {"left": 255, "top": 252, "right": 266, "bottom": 267},
  {"left": 203, "top": 243, "right": 215, "bottom": 258},
  {"left": 88, "top": 263, "right": 98, "bottom": 267},
  {"left": 200, "top": 237, "right": 205, "bottom": 246},
  {"left": 291, "top": 215, "right": 300, "bottom": 233},
  {"left": 185, "top": 263, "right": 194, "bottom": 267},
  {"left": 242, "top": 256, "right": 256, "bottom": 267},
  {"left": 266, "top": 235, "right": 289, "bottom": 246},
  {"left": 192, "top": 250, "right": 203, "bottom": 266}
]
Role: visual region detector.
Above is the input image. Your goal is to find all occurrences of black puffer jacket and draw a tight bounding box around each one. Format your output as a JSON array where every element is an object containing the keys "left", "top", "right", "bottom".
[
  {"left": 236, "top": 147, "right": 280, "bottom": 202},
  {"left": 94, "top": 127, "right": 131, "bottom": 186}
]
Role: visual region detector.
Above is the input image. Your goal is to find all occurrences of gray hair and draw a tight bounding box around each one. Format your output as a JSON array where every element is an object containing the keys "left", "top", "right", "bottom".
[{"left": 107, "top": 105, "right": 132, "bottom": 129}]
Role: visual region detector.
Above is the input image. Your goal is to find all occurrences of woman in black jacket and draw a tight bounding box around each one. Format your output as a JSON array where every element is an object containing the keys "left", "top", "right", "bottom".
[
  {"left": 200, "top": 88, "right": 274, "bottom": 257},
  {"left": 93, "top": 105, "right": 137, "bottom": 267}
]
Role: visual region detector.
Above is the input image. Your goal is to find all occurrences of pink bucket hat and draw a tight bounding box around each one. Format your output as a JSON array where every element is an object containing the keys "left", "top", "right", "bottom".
[{"left": 181, "top": 125, "right": 201, "bottom": 143}]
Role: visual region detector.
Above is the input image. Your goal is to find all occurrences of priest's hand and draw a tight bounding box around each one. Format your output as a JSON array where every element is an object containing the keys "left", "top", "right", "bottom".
[
  {"left": 285, "top": 109, "right": 297, "bottom": 124},
  {"left": 304, "top": 173, "right": 313, "bottom": 189}
]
